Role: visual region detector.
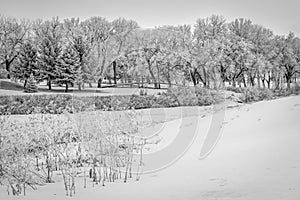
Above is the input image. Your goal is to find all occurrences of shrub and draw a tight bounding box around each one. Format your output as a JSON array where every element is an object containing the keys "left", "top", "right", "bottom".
[
  {"left": 273, "top": 89, "right": 290, "bottom": 97},
  {"left": 156, "top": 86, "right": 223, "bottom": 107},
  {"left": 259, "top": 88, "right": 273, "bottom": 100},
  {"left": 195, "top": 86, "right": 224, "bottom": 106},
  {"left": 156, "top": 92, "right": 179, "bottom": 107},
  {"left": 240, "top": 88, "right": 260, "bottom": 103},
  {"left": 290, "top": 83, "right": 300, "bottom": 95},
  {"left": 273, "top": 84, "right": 300, "bottom": 97},
  {"left": 0, "top": 94, "right": 160, "bottom": 115},
  {"left": 166, "top": 87, "right": 198, "bottom": 106},
  {"left": 129, "top": 95, "right": 155, "bottom": 109},
  {"left": 4, "top": 85, "right": 286, "bottom": 115},
  {"left": 241, "top": 87, "right": 273, "bottom": 103}
]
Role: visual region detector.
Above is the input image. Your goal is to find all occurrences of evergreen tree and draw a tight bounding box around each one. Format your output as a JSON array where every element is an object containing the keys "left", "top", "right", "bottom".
[
  {"left": 36, "top": 18, "right": 63, "bottom": 90},
  {"left": 13, "top": 41, "right": 38, "bottom": 88},
  {"left": 71, "top": 35, "right": 91, "bottom": 90},
  {"left": 55, "top": 44, "right": 80, "bottom": 92},
  {"left": 63, "top": 19, "right": 93, "bottom": 90}
]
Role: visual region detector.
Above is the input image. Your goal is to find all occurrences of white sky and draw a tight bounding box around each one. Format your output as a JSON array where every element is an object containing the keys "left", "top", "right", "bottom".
[{"left": 0, "top": 0, "right": 299, "bottom": 36}]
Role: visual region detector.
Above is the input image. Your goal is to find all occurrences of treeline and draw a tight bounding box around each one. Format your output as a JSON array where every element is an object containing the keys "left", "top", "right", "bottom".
[{"left": 0, "top": 15, "right": 299, "bottom": 92}]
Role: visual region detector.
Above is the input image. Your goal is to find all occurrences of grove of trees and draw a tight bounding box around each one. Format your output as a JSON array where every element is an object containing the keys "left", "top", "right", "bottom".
[{"left": 1, "top": 15, "right": 300, "bottom": 91}]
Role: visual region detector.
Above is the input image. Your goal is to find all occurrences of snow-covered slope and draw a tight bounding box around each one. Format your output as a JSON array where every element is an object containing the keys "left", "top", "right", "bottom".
[{"left": 1, "top": 96, "right": 300, "bottom": 200}]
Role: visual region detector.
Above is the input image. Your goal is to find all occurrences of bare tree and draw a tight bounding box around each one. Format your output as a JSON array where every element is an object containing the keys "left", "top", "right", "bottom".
[{"left": 0, "top": 16, "right": 30, "bottom": 78}]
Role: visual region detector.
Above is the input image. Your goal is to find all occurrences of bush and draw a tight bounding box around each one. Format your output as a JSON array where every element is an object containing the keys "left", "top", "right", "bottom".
[
  {"left": 259, "top": 88, "right": 273, "bottom": 100},
  {"left": 156, "top": 92, "right": 179, "bottom": 108},
  {"left": 0, "top": 95, "right": 75, "bottom": 114},
  {"left": 241, "top": 87, "right": 273, "bottom": 103},
  {"left": 156, "top": 86, "right": 223, "bottom": 107},
  {"left": 195, "top": 86, "right": 224, "bottom": 106},
  {"left": 165, "top": 87, "right": 198, "bottom": 106},
  {"left": 6, "top": 84, "right": 292, "bottom": 115},
  {"left": 290, "top": 83, "right": 300, "bottom": 95},
  {"left": 129, "top": 95, "right": 155, "bottom": 109},
  {"left": 273, "top": 84, "right": 300, "bottom": 97},
  {"left": 0, "top": 94, "right": 160, "bottom": 115},
  {"left": 0, "top": 86, "right": 218, "bottom": 115}
]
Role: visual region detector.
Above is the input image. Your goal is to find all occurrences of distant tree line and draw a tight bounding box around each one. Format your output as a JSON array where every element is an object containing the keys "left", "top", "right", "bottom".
[{"left": 0, "top": 15, "right": 299, "bottom": 91}]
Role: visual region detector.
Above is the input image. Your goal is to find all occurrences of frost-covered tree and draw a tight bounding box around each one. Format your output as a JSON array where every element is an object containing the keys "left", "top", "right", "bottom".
[
  {"left": 35, "top": 17, "right": 63, "bottom": 90},
  {"left": 55, "top": 44, "right": 80, "bottom": 92},
  {"left": 109, "top": 18, "right": 139, "bottom": 84},
  {"left": 192, "top": 15, "right": 227, "bottom": 88},
  {"left": 273, "top": 33, "right": 300, "bottom": 89},
  {"left": 63, "top": 18, "right": 93, "bottom": 90},
  {"left": 81, "top": 17, "right": 115, "bottom": 88},
  {"left": 0, "top": 16, "right": 30, "bottom": 79},
  {"left": 12, "top": 41, "right": 38, "bottom": 88}
]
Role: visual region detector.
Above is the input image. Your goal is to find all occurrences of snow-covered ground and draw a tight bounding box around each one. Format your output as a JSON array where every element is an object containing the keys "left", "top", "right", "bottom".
[
  {"left": 1, "top": 96, "right": 300, "bottom": 200},
  {"left": 0, "top": 79, "right": 165, "bottom": 96}
]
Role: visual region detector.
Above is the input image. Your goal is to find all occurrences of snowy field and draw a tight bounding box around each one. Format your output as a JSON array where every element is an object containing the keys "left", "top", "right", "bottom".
[
  {"left": 0, "top": 96, "right": 300, "bottom": 200},
  {"left": 0, "top": 79, "right": 165, "bottom": 96}
]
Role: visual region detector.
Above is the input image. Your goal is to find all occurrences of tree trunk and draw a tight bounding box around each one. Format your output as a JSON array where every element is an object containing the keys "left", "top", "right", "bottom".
[
  {"left": 257, "top": 73, "right": 261, "bottom": 89},
  {"left": 156, "top": 65, "right": 161, "bottom": 89},
  {"left": 287, "top": 78, "right": 291, "bottom": 89},
  {"left": 262, "top": 79, "right": 266, "bottom": 88},
  {"left": 141, "top": 76, "right": 144, "bottom": 88},
  {"left": 148, "top": 70, "right": 158, "bottom": 89},
  {"left": 267, "top": 80, "right": 271, "bottom": 89},
  {"left": 232, "top": 79, "right": 236, "bottom": 87},
  {"left": 65, "top": 81, "right": 68, "bottom": 92},
  {"left": 147, "top": 60, "right": 159, "bottom": 89},
  {"left": 274, "top": 72, "right": 280, "bottom": 89},
  {"left": 97, "top": 78, "right": 102, "bottom": 88},
  {"left": 48, "top": 78, "right": 52, "bottom": 90},
  {"left": 190, "top": 71, "right": 197, "bottom": 86},
  {"left": 201, "top": 67, "right": 208, "bottom": 88},
  {"left": 249, "top": 76, "right": 255, "bottom": 87},
  {"left": 23, "top": 80, "right": 27, "bottom": 88},
  {"left": 285, "top": 71, "right": 293, "bottom": 89},
  {"left": 46, "top": 156, "right": 52, "bottom": 183},
  {"left": 242, "top": 75, "right": 247, "bottom": 88},
  {"left": 5, "top": 60, "right": 11, "bottom": 79},
  {"left": 113, "top": 61, "right": 117, "bottom": 85},
  {"left": 220, "top": 65, "right": 227, "bottom": 87}
]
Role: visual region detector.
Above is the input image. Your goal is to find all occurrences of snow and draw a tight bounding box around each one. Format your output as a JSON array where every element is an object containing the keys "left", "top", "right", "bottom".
[{"left": 1, "top": 96, "right": 300, "bottom": 199}]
